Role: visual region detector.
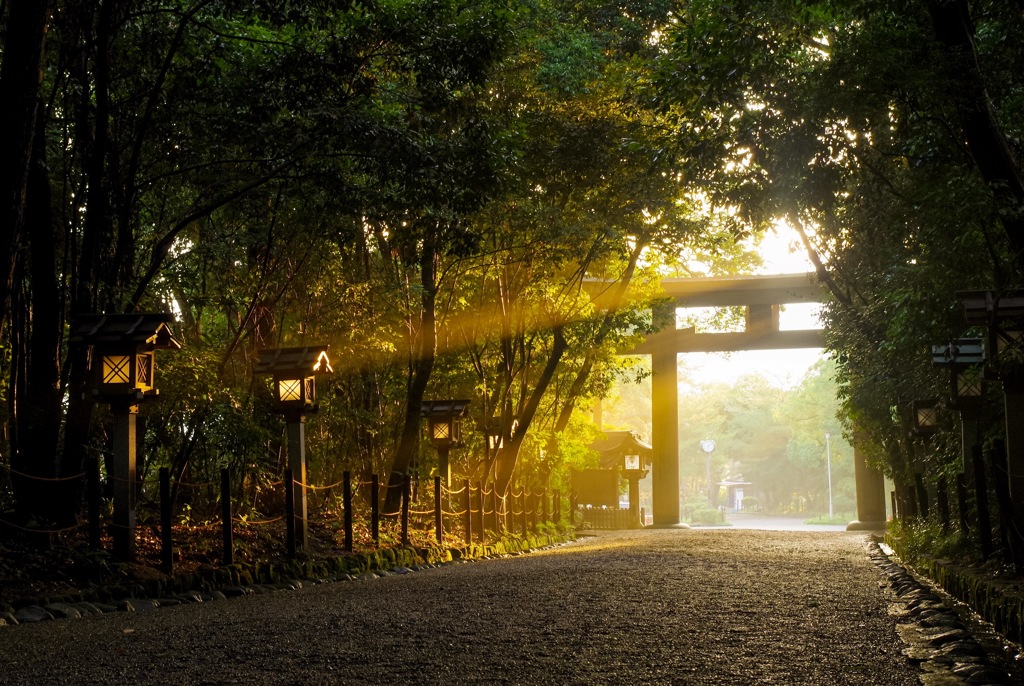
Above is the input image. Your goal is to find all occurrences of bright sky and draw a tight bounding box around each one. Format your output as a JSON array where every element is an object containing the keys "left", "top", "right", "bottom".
[{"left": 683, "top": 222, "right": 825, "bottom": 389}]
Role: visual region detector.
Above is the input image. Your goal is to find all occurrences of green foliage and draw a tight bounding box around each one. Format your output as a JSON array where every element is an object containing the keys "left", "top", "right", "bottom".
[
  {"left": 687, "top": 507, "right": 727, "bottom": 525},
  {"left": 646, "top": 1, "right": 1024, "bottom": 558},
  {"left": 536, "top": 27, "right": 603, "bottom": 96},
  {"left": 887, "top": 518, "right": 979, "bottom": 565},
  {"left": 9, "top": 0, "right": 1018, "bottom": 555},
  {"left": 803, "top": 513, "right": 850, "bottom": 525}
]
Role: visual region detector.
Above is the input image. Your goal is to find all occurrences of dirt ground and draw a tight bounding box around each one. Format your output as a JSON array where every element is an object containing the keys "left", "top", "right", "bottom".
[{"left": 1, "top": 528, "right": 923, "bottom": 685}]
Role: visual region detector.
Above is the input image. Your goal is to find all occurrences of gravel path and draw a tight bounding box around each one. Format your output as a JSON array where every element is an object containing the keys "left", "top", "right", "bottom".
[{"left": 0, "top": 529, "right": 921, "bottom": 685}]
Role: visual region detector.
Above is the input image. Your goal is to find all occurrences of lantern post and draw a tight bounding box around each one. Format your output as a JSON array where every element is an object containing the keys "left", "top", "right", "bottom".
[
  {"left": 70, "top": 314, "right": 181, "bottom": 561},
  {"left": 931, "top": 339, "right": 985, "bottom": 471},
  {"left": 421, "top": 399, "right": 470, "bottom": 487},
  {"left": 621, "top": 453, "right": 649, "bottom": 528},
  {"left": 934, "top": 338, "right": 992, "bottom": 546},
  {"left": 960, "top": 290, "right": 1024, "bottom": 533},
  {"left": 909, "top": 398, "right": 940, "bottom": 520},
  {"left": 255, "top": 346, "right": 332, "bottom": 551}
]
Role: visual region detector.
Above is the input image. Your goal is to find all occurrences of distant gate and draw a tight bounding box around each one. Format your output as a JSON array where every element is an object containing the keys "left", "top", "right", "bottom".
[{"left": 626, "top": 273, "right": 885, "bottom": 530}]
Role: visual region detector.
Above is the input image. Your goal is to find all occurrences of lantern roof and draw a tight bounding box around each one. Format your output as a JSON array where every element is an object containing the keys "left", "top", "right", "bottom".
[
  {"left": 255, "top": 346, "right": 332, "bottom": 376},
  {"left": 70, "top": 313, "right": 181, "bottom": 350},
  {"left": 931, "top": 338, "right": 984, "bottom": 367},
  {"left": 960, "top": 290, "right": 1024, "bottom": 324},
  {"left": 420, "top": 399, "right": 471, "bottom": 419},
  {"left": 589, "top": 430, "right": 652, "bottom": 469}
]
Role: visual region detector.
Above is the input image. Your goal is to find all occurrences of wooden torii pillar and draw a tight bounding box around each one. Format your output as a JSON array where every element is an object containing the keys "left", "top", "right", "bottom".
[{"left": 630, "top": 273, "right": 886, "bottom": 530}]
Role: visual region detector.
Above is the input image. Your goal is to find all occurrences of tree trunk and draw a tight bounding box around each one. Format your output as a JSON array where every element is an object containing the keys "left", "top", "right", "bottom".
[
  {"left": 384, "top": 232, "right": 438, "bottom": 515},
  {"left": 57, "top": 0, "right": 117, "bottom": 526},
  {"left": 0, "top": 0, "right": 50, "bottom": 332},
  {"left": 552, "top": 240, "right": 646, "bottom": 434},
  {"left": 988, "top": 440, "right": 1024, "bottom": 569},
  {"left": 11, "top": 106, "right": 67, "bottom": 522},
  {"left": 493, "top": 326, "right": 568, "bottom": 495},
  {"left": 927, "top": 0, "right": 1024, "bottom": 272}
]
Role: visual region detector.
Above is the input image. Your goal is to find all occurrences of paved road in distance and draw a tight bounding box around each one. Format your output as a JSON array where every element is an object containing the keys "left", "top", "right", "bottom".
[{"left": 0, "top": 529, "right": 920, "bottom": 685}]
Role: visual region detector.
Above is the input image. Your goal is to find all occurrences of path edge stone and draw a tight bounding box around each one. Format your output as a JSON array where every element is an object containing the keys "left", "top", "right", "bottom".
[{"left": 885, "top": 533, "right": 1024, "bottom": 647}]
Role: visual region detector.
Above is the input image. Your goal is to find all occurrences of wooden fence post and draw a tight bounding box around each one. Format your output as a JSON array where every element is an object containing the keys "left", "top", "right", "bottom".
[
  {"left": 973, "top": 446, "right": 993, "bottom": 558},
  {"left": 160, "top": 467, "right": 172, "bottom": 575},
  {"left": 482, "top": 485, "right": 490, "bottom": 540},
  {"left": 401, "top": 473, "right": 410, "bottom": 545},
  {"left": 371, "top": 473, "right": 380, "bottom": 545},
  {"left": 221, "top": 468, "right": 232, "bottom": 567},
  {"left": 956, "top": 473, "right": 970, "bottom": 535},
  {"left": 463, "top": 479, "right": 472, "bottom": 545},
  {"left": 495, "top": 488, "right": 502, "bottom": 535},
  {"left": 487, "top": 486, "right": 497, "bottom": 537},
  {"left": 88, "top": 455, "right": 101, "bottom": 549},
  {"left": 343, "top": 470, "right": 353, "bottom": 552},
  {"left": 475, "top": 482, "right": 485, "bottom": 544},
  {"left": 434, "top": 476, "right": 443, "bottom": 544},
  {"left": 915, "top": 474, "right": 930, "bottom": 520},
  {"left": 519, "top": 491, "right": 527, "bottom": 534},
  {"left": 937, "top": 476, "right": 950, "bottom": 534},
  {"left": 530, "top": 490, "right": 538, "bottom": 531},
  {"left": 502, "top": 492, "right": 510, "bottom": 533},
  {"left": 285, "top": 469, "right": 296, "bottom": 559}
]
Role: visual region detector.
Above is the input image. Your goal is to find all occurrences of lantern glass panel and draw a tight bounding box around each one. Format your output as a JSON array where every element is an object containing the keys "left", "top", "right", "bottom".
[
  {"left": 956, "top": 369, "right": 983, "bottom": 398},
  {"left": 278, "top": 378, "right": 303, "bottom": 402},
  {"left": 624, "top": 455, "right": 641, "bottom": 471},
  {"left": 916, "top": 406, "right": 938, "bottom": 429},
  {"left": 997, "top": 330, "right": 1024, "bottom": 355},
  {"left": 102, "top": 355, "right": 132, "bottom": 384},
  {"left": 136, "top": 353, "right": 153, "bottom": 390},
  {"left": 432, "top": 420, "right": 451, "bottom": 441},
  {"left": 303, "top": 377, "right": 315, "bottom": 404}
]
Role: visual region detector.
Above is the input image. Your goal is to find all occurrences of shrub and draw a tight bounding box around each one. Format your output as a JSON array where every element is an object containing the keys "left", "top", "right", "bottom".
[
  {"left": 887, "top": 518, "right": 979, "bottom": 564},
  {"left": 688, "top": 508, "right": 726, "bottom": 525}
]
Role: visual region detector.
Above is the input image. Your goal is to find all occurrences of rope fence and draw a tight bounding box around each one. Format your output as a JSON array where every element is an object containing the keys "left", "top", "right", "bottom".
[
  {"left": 0, "top": 464, "right": 86, "bottom": 482},
  {"left": 42, "top": 461, "right": 574, "bottom": 577},
  {"left": 5, "top": 456, "right": 608, "bottom": 568}
]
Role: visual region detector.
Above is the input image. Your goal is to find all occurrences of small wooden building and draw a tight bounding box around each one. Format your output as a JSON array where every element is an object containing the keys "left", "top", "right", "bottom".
[
  {"left": 573, "top": 431, "right": 653, "bottom": 528},
  {"left": 718, "top": 475, "right": 753, "bottom": 512}
]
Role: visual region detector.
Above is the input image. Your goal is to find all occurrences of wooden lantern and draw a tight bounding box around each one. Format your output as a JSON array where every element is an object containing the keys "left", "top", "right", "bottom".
[
  {"left": 255, "top": 346, "right": 333, "bottom": 414},
  {"left": 71, "top": 313, "right": 181, "bottom": 401}
]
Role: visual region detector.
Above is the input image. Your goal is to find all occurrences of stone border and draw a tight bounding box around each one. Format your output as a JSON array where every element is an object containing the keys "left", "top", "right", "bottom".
[
  {"left": 0, "top": 532, "right": 574, "bottom": 628},
  {"left": 871, "top": 540, "right": 1016, "bottom": 684},
  {"left": 885, "top": 534, "right": 1024, "bottom": 648}
]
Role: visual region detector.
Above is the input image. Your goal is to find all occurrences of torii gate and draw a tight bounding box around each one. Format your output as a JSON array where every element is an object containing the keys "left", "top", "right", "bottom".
[{"left": 629, "top": 273, "right": 886, "bottom": 530}]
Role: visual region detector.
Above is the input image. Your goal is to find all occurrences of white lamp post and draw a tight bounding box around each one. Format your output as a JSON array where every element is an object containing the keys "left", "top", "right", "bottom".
[
  {"left": 825, "top": 431, "right": 834, "bottom": 520},
  {"left": 700, "top": 440, "right": 716, "bottom": 508}
]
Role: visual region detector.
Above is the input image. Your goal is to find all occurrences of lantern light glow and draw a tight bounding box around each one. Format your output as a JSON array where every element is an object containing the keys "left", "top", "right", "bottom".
[{"left": 255, "top": 346, "right": 332, "bottom": 413}]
